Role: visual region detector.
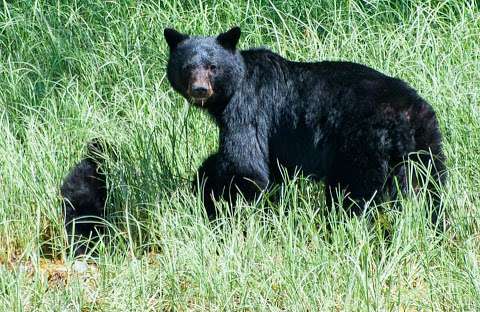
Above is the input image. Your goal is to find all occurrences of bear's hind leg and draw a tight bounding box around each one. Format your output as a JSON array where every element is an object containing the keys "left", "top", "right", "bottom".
[
  {"left": 324, "top": 159, "right": 389, "bottom": 216},
  {"left": 324, "top": 127, "right": 392, "bottom": 216}
]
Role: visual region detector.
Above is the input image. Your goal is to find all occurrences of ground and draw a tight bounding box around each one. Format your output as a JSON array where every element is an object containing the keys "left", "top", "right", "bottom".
[{"left": 0, "top": 1, "right": 479, "bottom": 311}]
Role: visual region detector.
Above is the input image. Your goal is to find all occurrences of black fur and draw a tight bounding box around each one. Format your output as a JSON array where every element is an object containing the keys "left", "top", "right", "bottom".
[
  {"left": 165, "top": 27, "right": 446, "bottom": 220},
  {"left": 61, "top": 140, "right": 107, "bottom": 255}
]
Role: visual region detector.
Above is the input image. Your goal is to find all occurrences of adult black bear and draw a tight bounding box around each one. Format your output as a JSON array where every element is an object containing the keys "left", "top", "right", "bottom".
[
  {"left": 61, "top": 140, "right": 107, "bottom": 255},
  {"left": 164, "top": 27, "right": 446, "bottom": 220}
]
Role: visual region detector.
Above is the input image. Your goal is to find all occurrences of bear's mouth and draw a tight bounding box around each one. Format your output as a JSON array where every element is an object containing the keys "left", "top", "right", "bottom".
[{"left": 190, "top": 96, "right": 210, "bottom": 106}]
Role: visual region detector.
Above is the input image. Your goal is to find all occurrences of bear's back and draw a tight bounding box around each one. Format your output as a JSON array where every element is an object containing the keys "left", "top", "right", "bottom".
[{"left": 240, "top": 48, "right": 423, "bottom": 118}]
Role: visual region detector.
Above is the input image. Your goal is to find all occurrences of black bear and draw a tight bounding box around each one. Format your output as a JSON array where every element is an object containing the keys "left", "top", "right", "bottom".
[
  {"left": 164, "top": 27, "right": 446, "bottom": 220},
  {"left": 61, "top": 140, "right": 107, "bottom": 255}
]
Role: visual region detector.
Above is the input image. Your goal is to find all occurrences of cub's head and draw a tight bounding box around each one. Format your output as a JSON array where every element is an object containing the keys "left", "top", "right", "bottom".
[{"left": 164, "top": 27, "right": 244, "bottom": 109}]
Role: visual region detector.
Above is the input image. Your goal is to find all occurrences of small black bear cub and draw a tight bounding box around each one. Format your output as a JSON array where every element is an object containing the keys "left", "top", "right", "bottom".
[
  {"left": 61, "top": 140, "right": 107, "bottom": 255},
  {"left": 164, "top": 27, "right": 446, "bottom": 221}
]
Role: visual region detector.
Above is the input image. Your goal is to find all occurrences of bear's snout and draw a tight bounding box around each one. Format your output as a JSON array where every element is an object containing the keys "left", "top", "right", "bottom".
[
  {"left": 191, "top": 85, "right": 209, "bottom": 98},
  {"left": 188, "top": 69, "right": 213, "bottom": 103}
]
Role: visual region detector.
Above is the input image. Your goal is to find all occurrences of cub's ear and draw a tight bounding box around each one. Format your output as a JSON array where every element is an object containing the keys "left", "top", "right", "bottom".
[
  {"left": 216, "top": 26, "right": 241, "bottom": 51},
  {"left": 164, "top": 28, "right": 189, "bottom": 49}
]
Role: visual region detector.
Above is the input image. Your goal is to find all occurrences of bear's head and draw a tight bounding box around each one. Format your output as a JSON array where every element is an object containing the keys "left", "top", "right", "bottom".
[{"left": 164, "top": 27, "right": 244, "bottom": 110}]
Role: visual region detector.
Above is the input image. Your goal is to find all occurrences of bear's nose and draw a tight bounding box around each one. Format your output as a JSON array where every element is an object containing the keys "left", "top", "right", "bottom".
[{"left": 191, "top": 85, "right": 209, "bottom": 98}]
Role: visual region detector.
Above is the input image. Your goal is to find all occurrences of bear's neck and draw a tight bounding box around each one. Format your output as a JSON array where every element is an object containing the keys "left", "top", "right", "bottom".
[
  {"left": 205, "top": 95, "right": 234, "bottom": 124},
  {"left": 207, "top": 52, "right": 247, "bottom": 124},
  {"left": 207, "top": 48, "right": 288, "bottom": 127}
]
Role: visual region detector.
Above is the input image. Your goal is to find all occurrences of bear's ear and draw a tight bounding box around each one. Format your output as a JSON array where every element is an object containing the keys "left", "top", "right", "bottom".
[
  {"left": 164, "top": 28, "right": 189, "bottom": 50},
  {"left": 217, "top": 26, "right": 241, "bottom": 51}
]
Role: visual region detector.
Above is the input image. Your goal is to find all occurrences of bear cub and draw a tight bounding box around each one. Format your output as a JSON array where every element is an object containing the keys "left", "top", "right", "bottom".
[
  {"left": 164, "top": 27, "right": 446, "bottom": 220},
  {"left": 61, "top": 140, "right": 107, "bottom": 255}
]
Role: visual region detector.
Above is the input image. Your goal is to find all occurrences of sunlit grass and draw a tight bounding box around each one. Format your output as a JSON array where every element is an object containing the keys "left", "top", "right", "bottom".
[{"left": 0, "top": 0, "right": 479, "bottom": 310}]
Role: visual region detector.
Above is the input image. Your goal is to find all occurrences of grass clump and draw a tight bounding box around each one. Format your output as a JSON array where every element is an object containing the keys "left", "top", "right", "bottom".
[{"left": 0, "top": 0, "right": 479, "bottom": 310}]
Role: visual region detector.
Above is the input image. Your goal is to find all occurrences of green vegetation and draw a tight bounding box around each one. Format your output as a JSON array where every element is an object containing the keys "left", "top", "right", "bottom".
[{"left": 0, "top": 0, "right": 479, "bottom": 310}]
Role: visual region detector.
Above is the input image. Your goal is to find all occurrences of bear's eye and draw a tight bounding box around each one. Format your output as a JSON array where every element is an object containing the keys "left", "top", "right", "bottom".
[
  {"left": 209, "top": 65, "right": 217, "bottom": 72},
  {"left": 182, "top": 64, "right": 194, "bottom": 72}
]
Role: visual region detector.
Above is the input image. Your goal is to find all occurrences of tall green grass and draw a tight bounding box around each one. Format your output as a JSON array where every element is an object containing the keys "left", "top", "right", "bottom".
[{"left": 0, "top": 0, "right": 479, "bottom": 310}]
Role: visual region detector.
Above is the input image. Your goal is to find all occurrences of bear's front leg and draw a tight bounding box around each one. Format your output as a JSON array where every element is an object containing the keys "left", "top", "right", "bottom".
[
  {"left": 193, "top": 152, "right": 269, "bottom": 219},
  {"left": 192, "top": 153, "right": 222, "bottom": 218}
]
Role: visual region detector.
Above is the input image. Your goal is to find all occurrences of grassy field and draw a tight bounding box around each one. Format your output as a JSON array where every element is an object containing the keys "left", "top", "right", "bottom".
[{"left": 0, "top": 0, "right": 479, "bottom": 310}]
